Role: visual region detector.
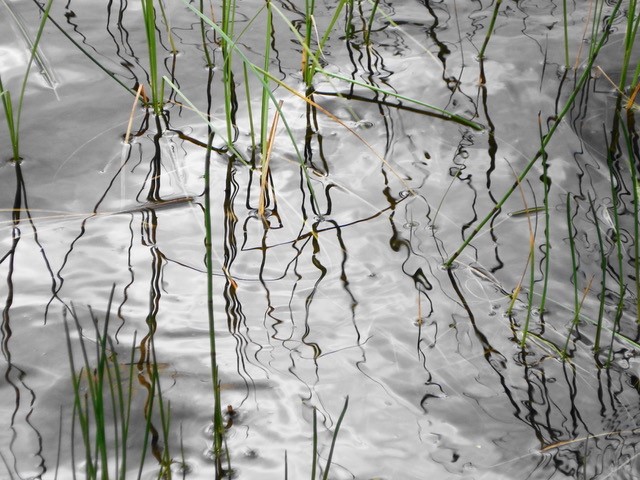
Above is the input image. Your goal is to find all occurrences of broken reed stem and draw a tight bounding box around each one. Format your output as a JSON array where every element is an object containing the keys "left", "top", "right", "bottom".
[{"left": 258, "top": 100, "right": 283, "bottom": 218}]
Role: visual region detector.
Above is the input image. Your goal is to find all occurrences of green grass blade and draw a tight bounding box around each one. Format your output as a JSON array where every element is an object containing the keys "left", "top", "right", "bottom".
[
  {"left": 141, "top": 0, "right": 161, "bottom": 114},
  {"left": 321, "top": 396, "right": 349, "bottom": 480},
  {"left": 538, "top": 115, "right": 551, "bottom": 314},
  {"left": 15, "top": 0, "right": 53, "bottom": 125},
  {"left": 311, "top": 408, "right": 317, "bottom": 479},
  {"left": 562, "top": 194, "right": 580, "bottom": 358},
  {"left": 162, "top": 76, "right": 249, "bottom": 165},
  {"left": 605, "top": 141, "right": 627, "bottom": 365},
  {"left": 619, "top": 0, "right": 638, "bottom": 91},
  {"left": 64, "top": 307, "right": 95, "bottom": 479},
  {"left": 317, "top": 0, "right": 348, "bottom": 57},
  {"left": 204, "top": 129, "right": 224, "bottom": 469},
  {"left": 588, "top": 194, "right": 606, "bottom": 352},
  {"left": 364, "top": 0, "right": 380, "bottom": 46},
  {"left": 313, "top": 69, "right": 484, "bottom": 130},
  {"left": 478, "top": 0, "right": 502, "bottom": 59},
  {"left": 242, "top": 62, "right": 256, "bottom": 153},
  {"left": 173, "top": 0, "right": 323, "bottom": 213},
  {"left": 619, "top": 115, "right": 640, "bottom": 322},
  {"left": 0, "top": 80, "right": 18, "bottom": 160},
  {"left": 562, "top": 0, "right": 570, "bottom": 68}
]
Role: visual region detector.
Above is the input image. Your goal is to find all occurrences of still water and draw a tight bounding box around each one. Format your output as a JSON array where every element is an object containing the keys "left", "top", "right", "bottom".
[{"left": 1, "top": 0, "right": 639, "bottom": 478}]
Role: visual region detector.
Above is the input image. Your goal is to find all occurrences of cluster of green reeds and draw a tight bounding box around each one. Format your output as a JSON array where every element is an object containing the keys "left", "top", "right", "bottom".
[
  {"left": 62, "top": 288, "right": 174, "bottom": 479},
  {"left": 461, "top": 0, "right": 640, "bottom": 360},
  {"left": 17, "top": 1, "right": 367, "bottom": 476},
  {"left": 7, "top": 0, "right": 638, "bottom": 476}
]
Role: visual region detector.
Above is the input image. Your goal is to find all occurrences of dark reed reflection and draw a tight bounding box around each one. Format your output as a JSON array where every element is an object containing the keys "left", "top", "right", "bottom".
[
  {"left": 0, "top": 162, "right": 51, "bottom": 478},
  {"left": 3, "top": 0, "right": 640, "bottom": 478}
]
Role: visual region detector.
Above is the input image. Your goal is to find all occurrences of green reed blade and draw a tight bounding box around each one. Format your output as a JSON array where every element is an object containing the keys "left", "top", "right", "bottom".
[
  {"left": 562, "top": 194, "right": 580, "bottom": 358},
  {"left": 303, "top": 0, "right": 316, "bottom": 85},
  {"left": 619, "top": 0, "right": 639, "bottom": 91},
  {"left": 92, "top": 304, "right": 113, "bottom": 480},
  {"left": 260, "top": 2, "right": 272, "bottom": 157},
  {"left": 588, "top": 194, "right": 606, "bottom": 352},
  {"left": 242, "top": 62, "right": 256, "bottom": 153},
  {"left": 141, "top": 0, "right": 162, "bottom": 114},
  {"left": 204, "top": 129, "right": 225, "bottom": 467},
  {"left": 0, "top": 0, "right": 53, "bottom": 160},
  {"left": 162, "top": 76, "right": 249, "bottom": 165},
  {"left": 157, "top": 0, "right": 176, "bottom": 54},
  {"left": 106, "top": 330, "right": 137, "bottom": 480},
  {"left": 478, "top": 0, "right": 502, "bottom": 59},
  {"left": 520, "top": 243, "right": 536, "bottom": 347},
  {"left": 198, "top": 0, "right": 213, "bottom": 67},
  {"left": 322, "top": 396, "right": 349, "bottom": 480},
  {"left": 605, "top": 142, "right": 627, "bottom": 365},
  {"left": 589, "top": 0, "right": 605, "bottom": 59},
  {"left": 318, "top": 0, "right": 348, "bottom": 56},
  {"left": 176, "top": 0, "right": 322, "bottom": 212},
  {"left": 364, "top": 0, "right": 380, "bottom": 46},
  {"left": 619, "top": 115, "right": 640, "bottom": 322},
  {"left": 311, "top": 408, "right": 317, "bottom": 480},
  {"left": 99, "top": 327, "right": 122, "bottom": 479},
  {"left": 15, "top": 0, "right": 54, "bottom": 144},
  {"left": 562, "top": 0, "right": 570, "bottom": 68},
  {"left": 0, "top": 82, "right": 18, "bottom": 160},
  {"left": 64, "top": 306, "right": 94, "bottom": 479},
  {"left": 313, "top": 69, "right": 484, "bottom": 131},
  {"left": 536, "top": 115, "right": 552, "bottom": 316}
]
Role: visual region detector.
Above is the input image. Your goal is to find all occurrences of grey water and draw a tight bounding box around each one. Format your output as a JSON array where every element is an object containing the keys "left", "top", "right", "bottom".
[{"left": 1, "top": 1, "right": 640, "bottom": 479}]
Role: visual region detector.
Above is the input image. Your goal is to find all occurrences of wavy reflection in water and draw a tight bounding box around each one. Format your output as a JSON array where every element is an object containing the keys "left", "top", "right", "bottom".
[
  {"left": 0, "top": 163, "right": 49, "bottom": 478},
  {"left": 438, "top": 266, "right": 640, "bottom": 478},
  {"left": 3, "top": 0, "right": 640, "bottom": 478}
]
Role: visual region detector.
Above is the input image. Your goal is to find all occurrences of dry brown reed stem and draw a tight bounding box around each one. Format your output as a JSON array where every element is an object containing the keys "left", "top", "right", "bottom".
[
  {"left": 506, "top": 160, "right": 536, "bottom": 314},
  {"left": 595, "top": 66, "right": 640, "bottom": 111},
  {"left": 125, "top": 84, "right": 144, "bottom": 145},
  {"left": 222, "top": 265, "right": 238, "bottom": 290},
  {"left": 578, "top": 275, "right": 595, "bottom": 314},
  {"left": 266, "top": 76, "right": 416, "bottom": 195},
  {"left": 258, "top": 100, "right": 283, "bottom": 218},
  {"left": 573, "top": 0, "right": 595, "bottom": 70},
  {"left": 626, "top": 82, "right": 640, "bottom": 109},
  {"left": 540, "top": 427, "right": 640, "bottom": 452}
]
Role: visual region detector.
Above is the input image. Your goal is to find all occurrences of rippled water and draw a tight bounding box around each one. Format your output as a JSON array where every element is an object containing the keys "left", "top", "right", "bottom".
[{"left": 1, "top": 0, "right": 640, "bottom": 479}]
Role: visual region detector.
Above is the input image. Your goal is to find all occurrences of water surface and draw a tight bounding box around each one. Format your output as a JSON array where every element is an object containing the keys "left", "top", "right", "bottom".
[{"left": 1, "top": 0, "right": 639, "bottom": 479}]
